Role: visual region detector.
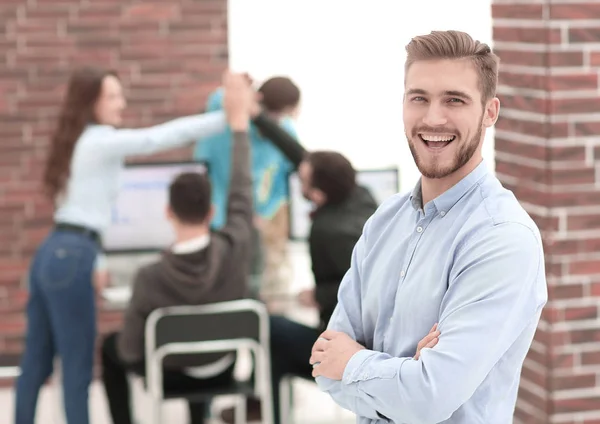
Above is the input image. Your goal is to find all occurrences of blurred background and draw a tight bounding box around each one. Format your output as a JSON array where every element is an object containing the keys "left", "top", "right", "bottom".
[{"left": 1, "top": 0, "right": 599, "bottom": 423}]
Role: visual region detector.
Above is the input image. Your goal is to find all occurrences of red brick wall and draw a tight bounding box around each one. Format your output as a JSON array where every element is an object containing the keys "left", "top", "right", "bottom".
[
  {"left": 493, "top": 2, "right": 600, "bottom": 422},
  {"left": 0, "top": 0, "right": 228, "bottom": 374}
]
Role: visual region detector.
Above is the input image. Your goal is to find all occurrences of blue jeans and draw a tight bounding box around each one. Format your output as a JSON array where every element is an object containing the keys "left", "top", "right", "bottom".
[{"left": 15, "top": 229, "right": 99, "bottom": 424}]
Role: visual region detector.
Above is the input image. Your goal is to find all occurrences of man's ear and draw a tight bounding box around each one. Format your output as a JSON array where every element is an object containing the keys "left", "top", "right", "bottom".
[
  {"left": 313, "top": 189, "right": 327, "bottom": 206},
  {"left": 204, "top": 204, "right": 215, "bottom": 225},
  {"left": 165, "top": 205, "right": 174, "bottom": 221},
  {"left": 483, "top": 97, "right": 500, "bottom": 128}
]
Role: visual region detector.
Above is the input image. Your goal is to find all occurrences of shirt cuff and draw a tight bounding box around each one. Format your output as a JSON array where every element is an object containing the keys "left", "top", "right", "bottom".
[{"left": 342, "top": 349, "right": 378, "bottom": 391}]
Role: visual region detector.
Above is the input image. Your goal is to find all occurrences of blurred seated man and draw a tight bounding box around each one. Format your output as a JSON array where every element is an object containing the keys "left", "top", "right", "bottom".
[
  {"left": 100, "top": 73, "right": 255, "bottom": 424},
  {"left": 193, "top": 77, "right": 301, "bottom": 299},
  {"left": 221, "top": 110, "right": 379, "bottom": 423}
]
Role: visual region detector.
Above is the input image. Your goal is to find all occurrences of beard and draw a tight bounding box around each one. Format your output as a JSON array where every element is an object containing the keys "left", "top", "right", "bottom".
[{"left": 407, "top": 117, "right": 483, "bottom": 179}]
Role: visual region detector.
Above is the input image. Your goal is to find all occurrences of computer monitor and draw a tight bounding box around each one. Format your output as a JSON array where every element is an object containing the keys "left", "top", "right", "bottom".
[
  {"left": 288, "top": 167, "right": 400, "bottom": 240},
  {"left": 103, "top": 161, "right": 208, "bottom": 254}
]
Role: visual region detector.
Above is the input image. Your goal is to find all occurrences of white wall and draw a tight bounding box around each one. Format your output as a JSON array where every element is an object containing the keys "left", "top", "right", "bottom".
[{"left": 228, "top": 0, "right": 494, "bottom": 192}]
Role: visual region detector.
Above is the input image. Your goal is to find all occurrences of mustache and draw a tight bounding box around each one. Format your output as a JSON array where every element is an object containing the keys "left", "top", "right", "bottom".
[{"left": 411, "top": 127, "right": 460, "bottom": 138}]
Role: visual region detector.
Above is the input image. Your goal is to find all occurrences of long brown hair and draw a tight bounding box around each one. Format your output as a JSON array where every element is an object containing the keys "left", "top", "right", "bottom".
[{"left": 43, "top": 67, "right": 118, "bottom": 200}]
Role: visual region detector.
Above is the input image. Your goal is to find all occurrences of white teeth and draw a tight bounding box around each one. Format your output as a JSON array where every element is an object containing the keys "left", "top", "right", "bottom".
[{"left": 420, "top": 135, "right": 454, "bottom": 142}]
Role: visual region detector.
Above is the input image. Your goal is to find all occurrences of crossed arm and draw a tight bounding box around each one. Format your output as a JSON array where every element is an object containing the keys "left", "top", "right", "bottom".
[{"left": 312, "top": 222, "right": 546, "bottom": 423}]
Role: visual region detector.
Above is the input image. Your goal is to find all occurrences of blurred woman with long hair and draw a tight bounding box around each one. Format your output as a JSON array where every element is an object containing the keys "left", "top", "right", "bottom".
[{"left": 14, "top": 67, "right": 236, "bottom": 424}]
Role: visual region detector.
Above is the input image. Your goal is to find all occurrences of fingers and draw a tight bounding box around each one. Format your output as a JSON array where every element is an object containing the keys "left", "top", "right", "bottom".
[
  {"left": 309, "top": 341, "right": 325, "bottom": 378},
  {"left": 312, "top": 364, "right": 320, "bottom": 378},
  {"left": 309, "top": 350, "right": 324, "bottom": 366},
  {"left": 319, "top": 330, "right": 341, "bottom": 340},
  {"left": 221, "top": 70, "right": 237, "bottom": 87},
  {"left": 415, "top": 336, "right": 439, "bottom": 360},
  {"left": 242, "top": 72, "right": 254, "bottom": 85},
  {"left": 223, "top": 71, "right": 248, "bottom": 90},
  {"left": 222, "top": 70, "right": 255, "bottom": 129},
  {"left": 414, "top": 324, "right": 441, "bottom": 360},
  {"left": 311, "top": 337, "right": 328, "bottom": 354},
  {"left": 418, "top": 330, "right": 439, "bottom": 350},
  {"left": 425, "top": 337, "right": 439, "bottom": 349}
]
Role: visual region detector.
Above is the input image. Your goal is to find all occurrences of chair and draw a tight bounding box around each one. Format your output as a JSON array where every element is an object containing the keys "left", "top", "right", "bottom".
[
  {"left": 279, "top": 374, "right": 294, "bottom": 424},
  {"left": 0, "top": 366, "right": 19, "bottom": 379},
  {"left": 144, "top": 299, "right": 273, "bottom": 424}
]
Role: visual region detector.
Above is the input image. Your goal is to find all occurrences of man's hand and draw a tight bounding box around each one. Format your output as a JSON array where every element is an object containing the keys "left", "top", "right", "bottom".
[
  {"left": 239, "top": 72, "right": 263, "bottom": 118},
  {"left": 297, "top": 288, "right": 318, "bottom": 309},
  {"left": 310, "top": 330, "right": 365, "bottom": 380},
  {"left": 222, "top": 71, "right": 254, "bottom": 131},
  {"left": 414, "top": 323, "right": 440, "bottom": 360}
]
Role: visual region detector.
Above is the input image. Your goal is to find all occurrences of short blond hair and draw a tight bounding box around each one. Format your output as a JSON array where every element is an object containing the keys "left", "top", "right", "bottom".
[{"left": 405, "top": 30, "right": 499, "bottom": 103}]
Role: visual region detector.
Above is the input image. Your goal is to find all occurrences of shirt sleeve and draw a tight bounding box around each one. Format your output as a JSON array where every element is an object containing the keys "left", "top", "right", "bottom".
[
  {"left": 251, "top": 112, "right": 307, "bottom": 170},
  {"left": 328, "top": 222, "right": 547, "bottom": 423},
  {"left": 314, "top": 217, "right": 384, "bottom": 421},
  {"left": 96, "top": 111, "right": 226, "bottom": 158},
  {"left": 278, "top": 117, "right": 301, "bottom": 173},
  {"left": 117, "top": 268, "right": 151, "bottom": 364}
]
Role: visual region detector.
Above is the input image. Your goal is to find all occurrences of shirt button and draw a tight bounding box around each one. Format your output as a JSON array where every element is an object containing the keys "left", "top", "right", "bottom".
[
  {"left": 440, "top": 211, "right": 446, "bottom": 217},
  {"left": 400, "top": 270, "right": 405, "bottom": 277},
  {"left": 416, "top": 226, "right": 423, "bottom": 233}
]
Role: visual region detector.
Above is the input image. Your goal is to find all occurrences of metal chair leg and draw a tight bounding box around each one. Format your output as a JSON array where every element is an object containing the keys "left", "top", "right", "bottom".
[
  {"left": 234, "top": 395, "right": 246, "bottom": 424},
  {"left": 279, "top": 375, "right": 293, "bottom": 424}
]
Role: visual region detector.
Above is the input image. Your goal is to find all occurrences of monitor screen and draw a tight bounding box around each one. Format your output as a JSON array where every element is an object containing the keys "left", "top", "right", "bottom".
[
  {"left": 288, "top": 167, "right": 400, "bottom": 240},
  {"left": 103, "top": 161, "right": 208, "bottom": 253}
]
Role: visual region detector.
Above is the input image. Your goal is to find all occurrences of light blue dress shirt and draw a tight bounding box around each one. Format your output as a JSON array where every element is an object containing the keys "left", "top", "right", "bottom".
[{"left": 316, "top": 161, "right": 548, "bottom": 424}]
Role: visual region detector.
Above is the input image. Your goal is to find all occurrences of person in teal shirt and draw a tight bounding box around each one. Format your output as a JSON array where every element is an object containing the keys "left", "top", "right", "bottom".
[{"left": 194, "top": 76, "right": 301, "bottom": 297}]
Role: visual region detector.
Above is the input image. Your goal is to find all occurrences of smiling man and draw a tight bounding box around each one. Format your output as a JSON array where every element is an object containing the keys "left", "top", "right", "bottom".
[{"left": 310, "top": 30, "right": 548, "bottom": 424}]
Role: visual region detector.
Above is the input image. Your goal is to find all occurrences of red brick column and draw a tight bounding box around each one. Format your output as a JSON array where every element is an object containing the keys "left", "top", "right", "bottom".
[
  {"left": 0, "top": 0, "right": 228, "bottom": 375},
  {"left": 493, "top": 2, "right": 600, "bottom": 422}
]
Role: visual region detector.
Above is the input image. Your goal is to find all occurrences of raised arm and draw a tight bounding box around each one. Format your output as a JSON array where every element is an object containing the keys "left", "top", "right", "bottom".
[
  {"left": 251, "top": 110, "right": 307, "bottom": 169},
  {"left": 218, "top": 75, "right": 254, "bottom": 243},
  {"left": 319, "top": 222, "right": 547, "bottom": 423},
  {"left": 94, "top": 110, "right": 227, "bottom": 158}
]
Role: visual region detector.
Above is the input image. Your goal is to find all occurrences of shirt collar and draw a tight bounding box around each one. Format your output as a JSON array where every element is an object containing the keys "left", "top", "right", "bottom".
[
  {"left": 409, "top": 160, "right": 490, "bottom": 215},
  {"left": 409, "top": 179, "right": 424, "bottom": 211},
  {"left": 171, "top": 234, "right": 210, "bottom": 254}
]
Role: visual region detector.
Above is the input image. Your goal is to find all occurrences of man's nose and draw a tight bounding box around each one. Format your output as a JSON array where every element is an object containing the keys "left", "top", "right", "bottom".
[{"left": 422, "top": 104, "right": 448, "bottom": 127}]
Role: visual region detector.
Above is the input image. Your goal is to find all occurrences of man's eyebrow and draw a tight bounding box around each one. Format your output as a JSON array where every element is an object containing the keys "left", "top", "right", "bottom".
[
  {"left": 405, "top": 89, "right": 474, "bottom": 102},
  {"left": 443, "top": 90, "right": 473, "bottom": 101},
  {"left": 406, "top": 88, "right": 427, "bottom": 96}
]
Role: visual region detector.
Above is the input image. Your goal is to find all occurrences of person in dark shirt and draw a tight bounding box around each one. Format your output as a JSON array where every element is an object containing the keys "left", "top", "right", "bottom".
[
  {"left": 100, "top": 72, "right": 256, "bottom": 424},
  {"left": 221, "top": 111, "right": 379, "bottom": 424}
]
